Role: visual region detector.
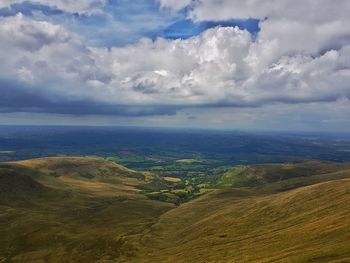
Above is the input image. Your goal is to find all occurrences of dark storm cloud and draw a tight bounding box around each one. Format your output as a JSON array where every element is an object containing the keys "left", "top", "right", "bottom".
[
  {"left": 1, "top": 77, "right": 349, "bottom": 119},
  {"left": 0, "top": 79, "right": 177, "bottom": 116}
]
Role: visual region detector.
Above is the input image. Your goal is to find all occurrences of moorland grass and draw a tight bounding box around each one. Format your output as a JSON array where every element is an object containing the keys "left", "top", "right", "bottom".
[{"left": 1, "top": 158, "right": 350, "bottom": 262}]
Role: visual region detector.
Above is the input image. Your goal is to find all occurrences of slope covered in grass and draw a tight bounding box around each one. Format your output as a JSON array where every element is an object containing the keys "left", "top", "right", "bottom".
[
  {"left": 1, "top": 158, "right": 350, "bottom": 262},
  {"left": 136, "top": 179, "right": 350, "bottom": 262},
  {"left": 0, "top": 168, "right": 66, "bottom": 205},
  {"left": 219, "top": 161, "right": 350, "bottom": 190},
  {"left": 0, "top": 157, "right": 175, "bottom": 262}
]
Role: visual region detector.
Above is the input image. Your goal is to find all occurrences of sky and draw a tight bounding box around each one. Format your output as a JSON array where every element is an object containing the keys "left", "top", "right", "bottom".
[{"left": 1, "top": 0, "right": 350, "bottom": 131}]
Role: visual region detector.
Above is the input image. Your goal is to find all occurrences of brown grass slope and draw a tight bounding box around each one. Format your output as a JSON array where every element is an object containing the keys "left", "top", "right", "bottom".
[
  {"left": 220, "top": 160, "right": 350, "bottom": 191},
  {"left": 136, "top": 179, "right": 350, "bottom": 263},
  {"left": 0, "top": 157, "right": 174, "bottom": 262},
  {"left": 2, "top": 158, "right": 350, "bottom": 262},
  {"left": 0, "top": 168, "right": 66, "bottom": 206},
  {"left": 1, "top": 157, "right": 156, "bottom": 197}
]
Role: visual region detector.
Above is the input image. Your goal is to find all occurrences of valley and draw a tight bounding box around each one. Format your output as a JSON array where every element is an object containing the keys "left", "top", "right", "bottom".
[
  {"left": 1, "top": 157, "right": 350, "bottom": 262},
  {"left": 2, "top": 0, "right": 350, "bottom": 261}
]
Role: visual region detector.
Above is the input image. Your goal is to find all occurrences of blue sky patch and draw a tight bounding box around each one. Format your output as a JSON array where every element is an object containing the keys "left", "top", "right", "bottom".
[
  {"left": 0, "top": 0, "right": 260, "bottom": 47},
  {"left": 154, "top": 18, "right": 260, "bottom": 40}
]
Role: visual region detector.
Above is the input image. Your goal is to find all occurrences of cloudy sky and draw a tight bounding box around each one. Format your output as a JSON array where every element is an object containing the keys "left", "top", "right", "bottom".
[{"left": 1, "top": 0, "right": 350, "bottom": 131}]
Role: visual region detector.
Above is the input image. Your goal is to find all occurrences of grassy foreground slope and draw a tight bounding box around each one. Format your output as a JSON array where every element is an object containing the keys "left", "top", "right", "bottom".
[
  {"left": 137, "top": 179, "right": 350, "bottom": 262},
  {"left": 0, "top": 157, "right": 175, "bottom": 262},
  {"left": 133, "top": 161, "right": 350, "bottom": 263},
  {"left": 1, "top": 158, "right": 350, "bottom": 262}
]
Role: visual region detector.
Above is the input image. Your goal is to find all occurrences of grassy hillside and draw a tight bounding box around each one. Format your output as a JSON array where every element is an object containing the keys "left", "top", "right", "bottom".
[
  {"left": 136, "top": 179, "right": 350, "bottom": 262},
  {"left": 218, "top": 161, "right": 350, "bottom": 190},
  {"left": 0, "top": 168, "right": 66, "bottom": 205},
  {"left": 0, "top": 157, "right": 175, "bottom": 262},
  {"left": 132, "top": 161, "right": 350, "bottom": 262},
  {"left": 1, "top": 158, "right": 350, "bottom": 262}
]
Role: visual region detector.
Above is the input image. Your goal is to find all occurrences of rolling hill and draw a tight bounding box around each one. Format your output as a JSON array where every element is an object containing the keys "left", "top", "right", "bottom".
[
  {"left": 135, "top": 179, "right": 350, "bottom": 262},
  {"left": 0, "top": 157, "right": 175, "bottom": 262},
  {"left": 1, "top": 158, "right": 350, "bottom": 262}
]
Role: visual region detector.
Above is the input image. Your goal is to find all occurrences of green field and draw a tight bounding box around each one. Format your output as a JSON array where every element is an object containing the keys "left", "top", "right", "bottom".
[
  {"left": 175, "top": 159, "right": 201, "bottom": 163},
  {"left": 0, "top": 151, "right": 15, "bottom": 154}
]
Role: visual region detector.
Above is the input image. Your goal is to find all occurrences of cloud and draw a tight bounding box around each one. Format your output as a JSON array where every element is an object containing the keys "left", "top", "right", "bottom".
[
  {"left": 1, "top": 5, "right": 350, "bottom": 118},
  {"left": 157, "top": 0, "right": 192, "bottom": 11},
  {"left": 0, "top": 0, "right": 106, "bottom": 14},
  {"left": 0, "top": 79, "right": 178, "bottom": 116},
  {"left": 187, "top": 1, "right": 350, "bottom": 55},
  {"left": 0, "top": 13, "right": 99, "bottom": 98},
  {"left": 171, "top": 0, "right": 350, "bottom": 22}
]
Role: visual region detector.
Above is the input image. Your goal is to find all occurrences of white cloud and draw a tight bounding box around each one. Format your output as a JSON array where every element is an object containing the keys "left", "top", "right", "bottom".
[
  {"left": 91, "top": 27, "right": 254, "bottom": 105},
  {"left": 179, "top": 1, "right": 350, "bottom": 59},
  {"left": 0, "top": 0, "right": 106, "bottom": 14},
  {"left": 157, "top": 0, "right": 192, "bottom": 11},
  {"left": 186, "top": 0, "right": 350, "bottom": 23},
  {"left": 0, "top": 13, "right": 106, "bottom": 101},
  {"left": 1, "top": 5, "right": 350, "bottom": 117}
]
